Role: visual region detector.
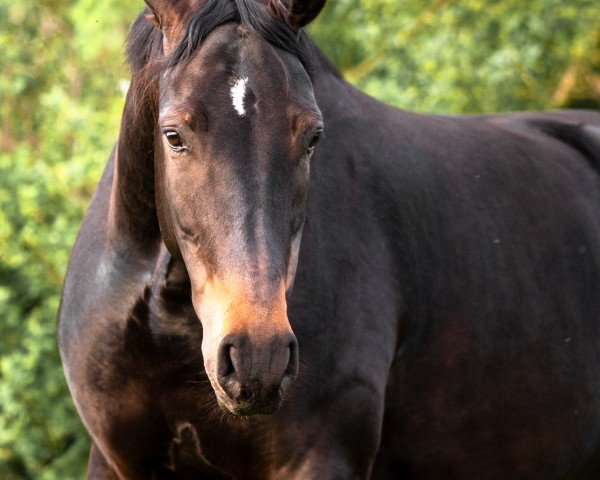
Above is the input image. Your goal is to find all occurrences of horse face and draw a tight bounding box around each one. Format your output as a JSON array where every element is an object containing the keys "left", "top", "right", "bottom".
[{"left": 153, "top": 18, "right": 322, "bottom": 415}]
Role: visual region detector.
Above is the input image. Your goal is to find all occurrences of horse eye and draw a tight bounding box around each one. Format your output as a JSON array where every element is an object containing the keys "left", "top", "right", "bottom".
[
  {"left": 306, "top": 131, "right": 322, "bottom": 156},
  {"left": 164, "top": 130, "right": 183, "bottom": 150}
]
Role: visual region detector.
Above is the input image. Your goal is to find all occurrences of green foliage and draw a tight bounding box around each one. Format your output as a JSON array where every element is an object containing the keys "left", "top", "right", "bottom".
[
  {"left": 310, "top": 0, "right": 600, "bottom": 112},
  {"left": 0, "top": 0, "right": 598, "bottom": 478},
  {"left": 0, "top": 1, "right": 138, "bottom": 478}
]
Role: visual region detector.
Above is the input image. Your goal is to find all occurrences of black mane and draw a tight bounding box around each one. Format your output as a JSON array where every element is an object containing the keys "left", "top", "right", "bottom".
[{"left": 127, "top": 0, "right": 322, "bottom": 77}]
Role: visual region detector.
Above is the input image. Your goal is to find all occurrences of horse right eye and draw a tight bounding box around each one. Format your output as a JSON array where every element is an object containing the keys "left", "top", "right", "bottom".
[{"left": 165, "top": 130, "right": 184, "bottom": 150}]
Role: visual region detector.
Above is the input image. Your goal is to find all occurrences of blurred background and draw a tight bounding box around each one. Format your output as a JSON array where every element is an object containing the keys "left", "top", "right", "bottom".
[{"left": 0, "top": 0, "right": 599, "bottom": 478}]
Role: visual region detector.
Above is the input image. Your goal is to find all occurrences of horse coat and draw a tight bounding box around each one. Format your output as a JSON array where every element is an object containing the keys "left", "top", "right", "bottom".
[{"left": 59, "top": 1, "right": 600, "bottom": 478}]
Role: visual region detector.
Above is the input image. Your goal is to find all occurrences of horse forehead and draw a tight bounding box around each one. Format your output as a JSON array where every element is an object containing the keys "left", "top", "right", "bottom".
[
  {"left": 164, "top": 27, "right": 246, "bottom": 95},
  {"left": 163, "top": 25, "right": 314, "bottom": 119}
]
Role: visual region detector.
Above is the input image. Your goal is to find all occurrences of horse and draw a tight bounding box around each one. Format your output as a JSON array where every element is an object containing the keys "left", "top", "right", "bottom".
[{"left": 58, "top": 0, "right": 600, "bottom": 478}]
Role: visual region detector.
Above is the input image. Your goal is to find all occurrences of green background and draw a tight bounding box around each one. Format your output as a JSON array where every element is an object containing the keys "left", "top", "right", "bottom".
[{"left": 1, "top": 0, "right": 598, "bottom": 478}]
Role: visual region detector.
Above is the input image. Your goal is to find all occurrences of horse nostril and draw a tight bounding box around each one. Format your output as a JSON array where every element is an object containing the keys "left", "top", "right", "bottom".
[
  {"left": 285, "top": 338, "right": 299, "bottom": 377},
  {"left": 217, "top": 342, "right": 235, "bottom": 378}
]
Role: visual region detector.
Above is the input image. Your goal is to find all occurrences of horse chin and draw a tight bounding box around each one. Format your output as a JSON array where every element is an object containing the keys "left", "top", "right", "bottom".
[{"left": 215, "top": 394, "right": 283, "bottom": 417}]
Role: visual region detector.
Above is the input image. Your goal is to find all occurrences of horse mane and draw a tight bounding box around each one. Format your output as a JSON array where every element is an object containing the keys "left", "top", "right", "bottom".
[
  {"left": 168, "top": 0, "right": 314, "bottom": 70},
  {"left": 125, "top": 0, "right": 339, "bottom": 121}
]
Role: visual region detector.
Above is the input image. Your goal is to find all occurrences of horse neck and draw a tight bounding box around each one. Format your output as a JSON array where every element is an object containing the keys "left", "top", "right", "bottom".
[
  {"left": 108, "top": 79, "right": 161, "bottom": 251},
  {"left": 309, "top": 45, "right": 374, "bottom": 126}
]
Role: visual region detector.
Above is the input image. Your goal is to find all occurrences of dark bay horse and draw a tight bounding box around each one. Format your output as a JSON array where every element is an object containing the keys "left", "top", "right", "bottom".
[{"left": 58, "top": 0, "right": 600, "bottom": 478}]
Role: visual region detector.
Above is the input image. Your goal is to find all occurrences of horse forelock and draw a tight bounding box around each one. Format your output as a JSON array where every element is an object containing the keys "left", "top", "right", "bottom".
[
  {"left": 125, "top": 0, "right": 318, "bottom": 117},
  {"left": 167, "top": 0, "right": 314, "bottom": 70}
]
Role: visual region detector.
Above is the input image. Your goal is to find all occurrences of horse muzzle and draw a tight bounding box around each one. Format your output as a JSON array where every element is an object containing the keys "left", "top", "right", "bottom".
[
  {"left": 212, "top": 331, "right": 298, "bottom": 415},
  {"left": 191, "top": 275, "right": 299, "bottom": 415}
]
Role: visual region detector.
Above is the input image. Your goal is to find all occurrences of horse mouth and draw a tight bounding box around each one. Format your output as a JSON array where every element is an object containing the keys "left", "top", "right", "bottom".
[
  {"left": 218, "top": 400, "right": 281, "bottom": 417},
  {"left": 215, "top": 387, "right": 285, "bottom": 417}
]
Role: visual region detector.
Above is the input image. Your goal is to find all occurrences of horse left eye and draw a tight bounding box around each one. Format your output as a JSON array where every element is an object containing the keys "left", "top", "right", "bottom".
[{"left": 306, "top": 131, "right": 321, "bottom": 155}]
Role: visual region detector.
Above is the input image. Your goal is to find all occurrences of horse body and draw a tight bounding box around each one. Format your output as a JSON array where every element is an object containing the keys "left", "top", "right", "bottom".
[{"left": 59, "top": 1, "right": 600, "bottom": 478}]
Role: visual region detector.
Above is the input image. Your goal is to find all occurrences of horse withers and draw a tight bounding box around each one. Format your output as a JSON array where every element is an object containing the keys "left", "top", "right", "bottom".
[{"left": 59, "top": 0, "right": 600, "bottom": 478}]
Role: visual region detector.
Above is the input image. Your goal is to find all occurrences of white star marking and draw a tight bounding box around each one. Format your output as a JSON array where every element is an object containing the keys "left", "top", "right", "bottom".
[{"left": 230, "top": 77, "right": 249, "bottom": 116}]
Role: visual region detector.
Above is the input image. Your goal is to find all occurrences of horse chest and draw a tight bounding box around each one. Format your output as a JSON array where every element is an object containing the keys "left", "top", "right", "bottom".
[
  {"left": 97, "top": 266, "right": 277, "bottom": 478},
  {"left": 165, "top": 420, "right": 277, "bottom": 479}
]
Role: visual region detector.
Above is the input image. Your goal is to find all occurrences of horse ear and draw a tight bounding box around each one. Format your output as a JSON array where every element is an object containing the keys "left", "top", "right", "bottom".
[
  {"left": 269, "top": 0, "right": 326, "bottom": 30},
  {"left": 144, "top": 6, "right": 161, "bottom": 29},
  {"left": 143, "top": 0, "right": 171, "bottom": 29},
  {"left": 143, "top": 0, "right": 202, "bottom": 53}
]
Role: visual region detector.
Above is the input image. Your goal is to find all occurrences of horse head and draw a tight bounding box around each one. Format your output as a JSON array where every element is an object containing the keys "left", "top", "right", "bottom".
[{"left": 143, "top": 0, "right": 325, "bottom": 416}]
